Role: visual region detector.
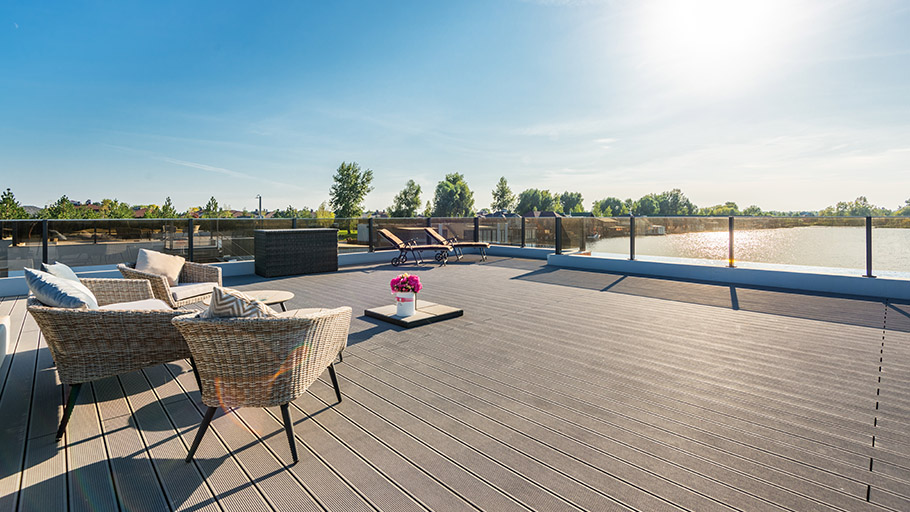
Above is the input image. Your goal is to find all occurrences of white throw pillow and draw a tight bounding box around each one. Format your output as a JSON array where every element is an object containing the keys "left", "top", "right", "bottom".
[
  {"left": 201, "top": 287, "right": 279, "bottom": 319},
  {"left": 135, "top": 249, "right": 185, "bottom": 286},
  {"left": 42, "top": 261, "right": 80, "bottom": 281}
]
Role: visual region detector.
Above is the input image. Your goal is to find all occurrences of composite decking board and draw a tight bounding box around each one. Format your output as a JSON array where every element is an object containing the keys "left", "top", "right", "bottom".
[
  {"left": 369, "top": 340, "right": 879, "bottom": 501},
  {"left": 287, "top": 386, "right": 482, "bottom": 512},
  {"left": 343, "top": 352, "right": 881, "bottom": 512},
  {"left": 162, "top": 360, "right": 325, "bottom": 512},
  {"left": 92, "top": 375, "right": 172, "bottom": 512},
  {"left": 303, "top": 376, "right": 650, "bottom": 512},
  {"left": 117, "top": 370, "right": 221, "bottom": 511},
  {"left": 140, "top": 364, "right": 275, "bottom": 512},
  {"left": 0, "top": 298, "right": 41, "bottom": 512},
  {"left": 259, "top": 399, "right": 431, "bottom": 512},
  {"left": 9, "top": 259, "right": 910, "bottom": 511},
  {"left": 301, "top": 371, "right": 617, "bottom": 512},
  {"left": 294, "top": 376, "right": 535, "bottom": 512},
  {"left": 18, "top": 330, "right": 67, "bottom": 512},
  {"left": 66, "top": 381, "right": 119, "bottom": 512},
  {"left": 221, "top": 404, "right": 378, "bottom": 512},
  {"left": 425, "top": 318, "right": 883, "bottom": 454},
  {"left": 331, "top": 356, "right": 746, "bottom": 512},
  {"left": 380, "top": 345, "right": 910, "bottom": 504}
]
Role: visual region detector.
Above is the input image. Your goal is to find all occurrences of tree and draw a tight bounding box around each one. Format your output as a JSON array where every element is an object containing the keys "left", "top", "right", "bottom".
[
  {"left": 698, "top": 202, "right": 741, "bottom": 216},
  {"left": 432, "top": 173, "right": 475, "bottom": 217},
  {"left": 0, "top": 188, "right": 28, "bottom": 219},
  {"left": 559, "top": 191, "right": 584, "bottom": 214},
  {"left": 388, "top": 180, "right": 422, "bottom": 217},
  {"left": 742, "top": 205, "right": 763, "bottom": 216},
  {"left": 329, "top": 161, "right": 374, "bottom": 219},
  {"left": 201, "top": 196, "right": 227, "bottom": 218},
  {"left": 422, "top": 201, "right": 433, "bottom": 217},
  {"left": 100, "top": 199, "right": 133, "bottom": 218},
  {"left": 39, "top": 195, "right": 80, "bottom": 219},
  {"left": 592, "top": 197, "right": 628, "bottom": 217},
  {"left": 655, "top": 188, "right": 696, "bottom": 216},
  {"left": 632, "top": 195, "right": 660, "bottom": 216},
  {"left": 896, "top": 198, "right": 910, "bottom": 217},
  {"left": 490, "top": 177, "right": 516, "bottom": 211},
  {"left": 515, "top": 189, "right": 561, "bottom": 215},
  {"left": 273, "top": 205, "right": 311, "bottom": 218},
  {"left": 315, "top": 201, "right": 334, "bottom": 219},
  {"left": 160, "top": 197, "right": 179, "bottom": 218}
]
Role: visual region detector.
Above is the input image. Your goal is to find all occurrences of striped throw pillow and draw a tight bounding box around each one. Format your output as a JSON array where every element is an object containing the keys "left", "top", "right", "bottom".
[{"left": 202, "top": 287, "right": 279, "bottom": 318}]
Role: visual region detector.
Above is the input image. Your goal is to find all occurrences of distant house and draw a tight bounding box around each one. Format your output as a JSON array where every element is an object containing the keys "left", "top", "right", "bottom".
[
  {"left": 522, "top": 211, "right": 565, "bottom": 218},
  {"left": 481, "top": 210, "right": 521, "bottom": 218},
  {"left": 132, "top": 208, "right": 147, "bottom": 218}
]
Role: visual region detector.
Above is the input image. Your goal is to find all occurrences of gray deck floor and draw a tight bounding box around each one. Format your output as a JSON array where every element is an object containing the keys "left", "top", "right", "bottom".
[{"left": 2, "top": 256, "right": 910, "bottom": 511}]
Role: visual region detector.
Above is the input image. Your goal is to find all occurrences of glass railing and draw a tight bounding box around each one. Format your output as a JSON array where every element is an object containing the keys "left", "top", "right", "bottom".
[{"left": 2, "top": 215, "right": 907, "bottom": 279}]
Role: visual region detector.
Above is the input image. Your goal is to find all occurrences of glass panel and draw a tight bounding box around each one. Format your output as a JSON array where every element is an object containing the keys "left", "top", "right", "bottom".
[
  {"left": 191, "top": 218, "right": 256, "bottom": 262},
  {"left": 373, "top": 218, "right": 430, "bottom": 250},
  {"left": 524, "top": 217, "right": 556, "bottom": 248},
  {"left": 584, "top": 216, "right": 632, "bottom": 257},
  {"left": 560, "top": 217, "right": 590, "bottom": 253},
  {"left": 429, "top": 218, "right": 473, "bottom": 244},
  {"left": 46, "top": 219, "right": 189, "bottom": 268},
  {"left": 0, "top": 220, "right": 44, "bottom": 276},
  {"left": 633, "top": 216, "right": 729, "bottom": 265},
  {"left": 734, "top": 216, "right": 865, "bottom": 272},
  {"left": 479, "top": 216, "right": 522, "bottom": 246},
  {"left": 873, "top": 217, "right": 910, "bottom": 277}
]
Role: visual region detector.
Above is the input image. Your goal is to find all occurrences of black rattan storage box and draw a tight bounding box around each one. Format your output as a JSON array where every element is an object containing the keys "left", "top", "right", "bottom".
[{"left": 254, "top": 229, "right": 338, "bottom": 277}]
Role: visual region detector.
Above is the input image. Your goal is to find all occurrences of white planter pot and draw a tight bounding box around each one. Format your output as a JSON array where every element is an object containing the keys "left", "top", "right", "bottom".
[{"left": 395, "top": 292, "right": 416, "bottom": 317}]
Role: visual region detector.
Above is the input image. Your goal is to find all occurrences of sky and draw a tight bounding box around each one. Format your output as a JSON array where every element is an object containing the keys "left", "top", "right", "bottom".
[{"left": 2, "top": 0, "right": 909, "bottom": 213}]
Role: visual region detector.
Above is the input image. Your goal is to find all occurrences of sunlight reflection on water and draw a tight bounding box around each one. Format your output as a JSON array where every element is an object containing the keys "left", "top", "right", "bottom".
[{"left": 587, "top": 226, "right": 910, "bottom": 274}]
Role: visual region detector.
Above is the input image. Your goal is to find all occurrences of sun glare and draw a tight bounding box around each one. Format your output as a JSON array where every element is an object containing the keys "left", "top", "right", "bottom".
[{"left": 637, "top": 0, "right": 804, "bottom": 94}]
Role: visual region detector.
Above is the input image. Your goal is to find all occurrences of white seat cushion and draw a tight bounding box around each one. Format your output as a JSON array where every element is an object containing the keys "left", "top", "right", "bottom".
[
  {"left": 171, "top": 283, "right": 217, "bottom": 302},
  {"left": 277, "top": 308, "right": 327, "bottom": 318},
  {"left": 99, "top": 299, "right": 172, "bottom": 311},
  {"left": 135, "top": 249, "right": 185, "bottom": 286}
]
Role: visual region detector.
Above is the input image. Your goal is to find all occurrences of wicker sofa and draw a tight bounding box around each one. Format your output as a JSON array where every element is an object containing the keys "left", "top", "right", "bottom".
[
  {"left": 172, "top": 306, "right": 352, "bottom": 464},
  {"left": 118, "top": 260, "right": 222, "bottom": 309},
  {"left": 27, "top": 278, "right": 196, "bottom": 439}
]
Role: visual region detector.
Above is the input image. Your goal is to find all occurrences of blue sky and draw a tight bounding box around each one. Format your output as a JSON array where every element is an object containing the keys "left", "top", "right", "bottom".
[{"left": 2, "top": 0, "right": 909, "bottom": 213}]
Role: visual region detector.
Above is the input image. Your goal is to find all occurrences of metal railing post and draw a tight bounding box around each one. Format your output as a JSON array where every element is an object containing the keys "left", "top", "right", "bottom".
[
  {"left": 521, "top": 217, "right": 526, "bottom": 247},
  {"left": 42, "top": 219, "right": 49, "bottom": 264},
  {"left": 187, "top": 218, "right": 195, "bottom": 262},
  {"left": 728, "top": 216, "right": 735, "bottom": 268},
  {"left": 473, "top": 217, "right": 480, "bottom": 243},
  {"left": 555, "top": 217, "right": 563, "bottom": 255},
  {"left": 368, "top": 217, "right": 374, "bottom": 253},
  {"left": 629, "top": 215, "right": 635, "bottom": 260},
  {"left": 865, "top": 216, "right": 874, "bottom": 277},
  {"left": 292, "top": 217, "right": 297, "bottom": 229}
]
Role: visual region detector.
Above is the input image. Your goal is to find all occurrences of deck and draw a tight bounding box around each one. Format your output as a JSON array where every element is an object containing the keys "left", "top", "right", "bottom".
[{"left": 2, "top": 256, "right": 910, "bottom": 511}]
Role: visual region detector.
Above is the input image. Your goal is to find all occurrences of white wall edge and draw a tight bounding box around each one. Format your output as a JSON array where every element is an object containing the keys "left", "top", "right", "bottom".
[{"left": 548, "top": 253, "right": 910, "bottom": 301}]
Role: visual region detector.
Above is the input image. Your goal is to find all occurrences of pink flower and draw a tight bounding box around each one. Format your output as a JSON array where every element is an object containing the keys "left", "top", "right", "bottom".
[{"left": 390, "top": 273, "right": 421, "bottom": 293}]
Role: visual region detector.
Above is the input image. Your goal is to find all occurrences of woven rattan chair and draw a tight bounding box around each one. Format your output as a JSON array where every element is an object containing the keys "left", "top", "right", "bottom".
[
  {"left": 172, "top": 306, "right": 352, "bottom": 465},
  {"left": 118, "top": 260, "right": 222, "bottom": 308},
  {"left": 27, "top": 278, "right": 197, "bottom": 440}
]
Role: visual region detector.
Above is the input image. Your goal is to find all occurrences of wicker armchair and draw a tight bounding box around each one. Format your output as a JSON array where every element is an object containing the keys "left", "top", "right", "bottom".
[
  {"left": 118, "top": 260, "right": 222, "bottom": 308},
  {"left": 27, "top": 278, "right": 196, "bottom": 440},
  {"left": 172, "top": 306, "right": 352, "bottom": 465}
]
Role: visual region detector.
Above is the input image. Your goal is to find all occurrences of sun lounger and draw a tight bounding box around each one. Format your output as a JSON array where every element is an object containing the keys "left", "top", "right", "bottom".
[
  {"left": 424, "top": 227, "right": 489, "bottom": 261},
  {"left": 377, "top": 228, "right": 452, "bottom": 266}
]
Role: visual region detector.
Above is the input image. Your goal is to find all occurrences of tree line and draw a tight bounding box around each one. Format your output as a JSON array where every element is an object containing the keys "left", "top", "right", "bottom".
[{"left": 4, "top": 162, "right": 910, "bottom": 220}]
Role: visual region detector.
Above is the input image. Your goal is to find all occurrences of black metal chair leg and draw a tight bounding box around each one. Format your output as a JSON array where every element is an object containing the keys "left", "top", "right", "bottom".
[
  {"left": 186, "top": 406, "right": 217, "bottom": 462},
  {"left": 56, "top": 383, "right": 82, "bottom": 440},
  {"left": 280, "top": 404, "right": 298, "bottom": 464},
  {"left": 337, "top": 350, "right": 343, "bottom": 363},
  {"left": 189, "top": 357, "right": 202, "bottom": 391},
  {"left": 327, "top": 363, "right": 342, "bottom": 403}
]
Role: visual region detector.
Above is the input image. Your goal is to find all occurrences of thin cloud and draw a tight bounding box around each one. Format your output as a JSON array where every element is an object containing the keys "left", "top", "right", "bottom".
[
  {"left": 13, "top": 22, "right": 19, "bottom": 29},
  {"left": 158, "top": 157, "right": 304, "bottom": 191}
]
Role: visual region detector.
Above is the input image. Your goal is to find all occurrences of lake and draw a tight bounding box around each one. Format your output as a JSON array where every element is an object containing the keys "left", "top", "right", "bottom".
[{"left": 586, "top": 226, "right": 910, "bottom": 277}]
